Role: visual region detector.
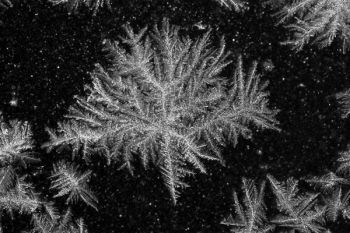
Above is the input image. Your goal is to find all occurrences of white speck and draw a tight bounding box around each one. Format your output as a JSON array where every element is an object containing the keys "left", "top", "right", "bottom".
[
  {"left": 9, "top": 99, "right": 17, "bottom": 107},
  {"left": 194, "top": 21, "right": 206, "bottom": 30},
  {"left": 2, "top": 128, "right": 8, "bottom": 135}
]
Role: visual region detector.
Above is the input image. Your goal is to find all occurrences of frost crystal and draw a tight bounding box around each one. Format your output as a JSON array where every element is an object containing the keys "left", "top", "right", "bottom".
[{"left": 43, "top": 19, "right": 279, "bottom": 203}]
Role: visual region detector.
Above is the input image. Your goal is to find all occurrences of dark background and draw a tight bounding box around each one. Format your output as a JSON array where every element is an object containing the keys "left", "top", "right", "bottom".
[{"left": 1, "top": 0, "right": 350, "bottom": 232}]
